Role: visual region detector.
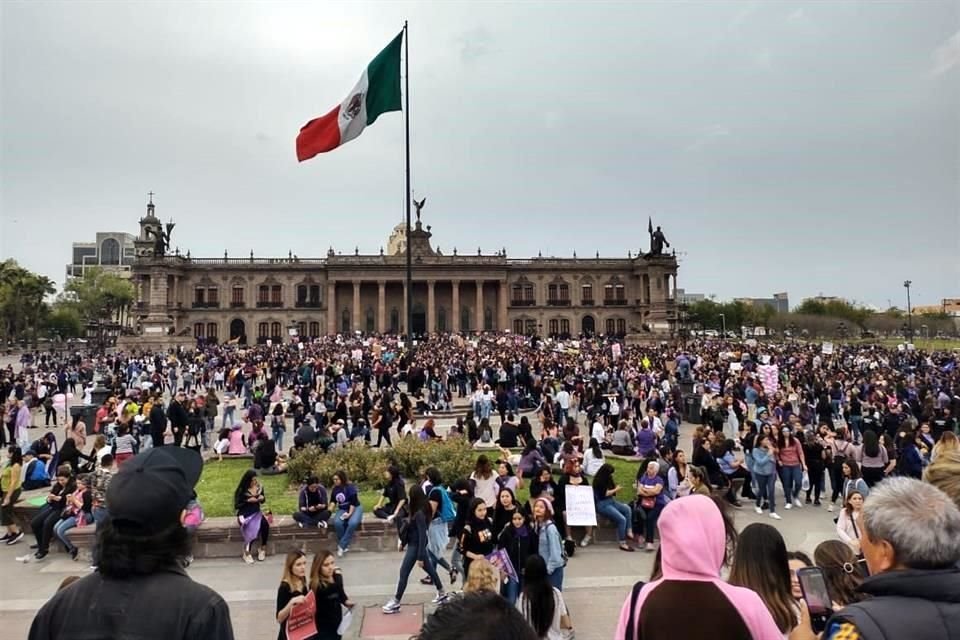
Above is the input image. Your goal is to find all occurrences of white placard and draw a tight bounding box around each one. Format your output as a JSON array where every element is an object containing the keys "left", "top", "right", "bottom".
[
  {"left": 144, "top": 326, "right": 164, "bottom": 334},
  {"left": 564, "top": 485, "right": 597, "bottom": 527},
  {"left": 266, "top": 339, "right": 273, "bottom": 347},
  {"left": 760, "top": 355, "right": 771, "bottom": 364},
  {"left": 821, "top": 342, "right": 834, "bottom": 355}
]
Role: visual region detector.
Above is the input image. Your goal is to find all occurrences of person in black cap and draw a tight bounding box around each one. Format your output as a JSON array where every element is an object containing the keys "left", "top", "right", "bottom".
[{"left": 28, "top": 446, "right": 234, "bottom": 640}]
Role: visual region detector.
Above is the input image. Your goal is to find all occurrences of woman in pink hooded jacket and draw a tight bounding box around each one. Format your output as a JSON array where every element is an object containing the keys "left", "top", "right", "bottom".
[{"left": 615, "top": 494, "right": 782, "bottom": 640}]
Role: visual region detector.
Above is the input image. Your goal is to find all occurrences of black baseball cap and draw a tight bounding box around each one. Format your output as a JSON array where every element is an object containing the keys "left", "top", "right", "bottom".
[{"left": 107, "top": 446, "right": 202, "bottom": 532}]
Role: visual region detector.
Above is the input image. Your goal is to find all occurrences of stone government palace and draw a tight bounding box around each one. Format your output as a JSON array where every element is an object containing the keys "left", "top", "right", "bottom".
[{"left": 127, "top": 198, "right": 680, "bottom": 347}]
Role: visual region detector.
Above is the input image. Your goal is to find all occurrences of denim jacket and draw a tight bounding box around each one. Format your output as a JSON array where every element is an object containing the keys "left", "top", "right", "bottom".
[{"left": 538, "top": 520, "right": 564, "bottom": 575}]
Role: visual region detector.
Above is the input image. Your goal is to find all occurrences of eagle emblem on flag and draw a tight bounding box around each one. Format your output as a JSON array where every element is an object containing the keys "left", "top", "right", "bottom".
[{"left": 344, "top": 92, "right": 364, "bottom": 120}]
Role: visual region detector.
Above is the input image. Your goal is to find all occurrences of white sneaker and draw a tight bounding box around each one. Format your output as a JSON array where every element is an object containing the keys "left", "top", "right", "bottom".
[
  {"left": 431, "top": 592, "right": 449, "bottom": 604},
  {"left": 827, "top": 504, "right": 834, "bottom": 513},
  {"left": 337, "top": 546, "right": 346, "bottom": 557},
  {"left": 318, "top": 521, "right": 327, "bottom": 529},
  {"left": 243, "top": 552, "right": 254, "bottom": 564},
  {"left": 785, "top": 503, "right": 792, "bottom": 510},
  {"left": 754, "top": 506, "right": 763, "bottom": 514},
  {"left": 793, "top": 499, "right": 803, "bottom": 508},
  {"left": 770, "top": 512, "right": 782, "bottom": 520},
  {"left": 382, "top": 598, "right": 401, "bottom": 614},
  {"left": 580, "top": 535, "right": 592, "bottom": 548}
]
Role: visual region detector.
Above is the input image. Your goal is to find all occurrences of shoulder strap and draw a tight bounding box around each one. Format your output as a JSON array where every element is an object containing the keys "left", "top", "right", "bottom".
[{"left": 623, "top": 580, "right": 645, "bottom": 640}]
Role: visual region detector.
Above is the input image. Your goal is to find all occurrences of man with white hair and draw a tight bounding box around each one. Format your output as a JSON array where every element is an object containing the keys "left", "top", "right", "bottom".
[{"left": 793, "top": 476, "right": 960, "bottom": 640}]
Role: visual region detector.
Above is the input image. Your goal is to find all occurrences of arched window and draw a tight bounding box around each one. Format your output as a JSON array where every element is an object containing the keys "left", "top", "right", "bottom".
[
  {"left": 560, "top": 319, "right": 570, "bottom": 335},
  {"left": 513, "top": 319, "right": 524, "bottom": 334},
  {"left": 206, "top": 323, "right": 217, "bottom": 341},
  {"left": 257, "top": 322, "right": 269, "bottom": 341},
  {"left": 606, "top": 318, "right": 616, "bottom": 335},
  {"left": 270, "top": 322, "right": 282, "bottom": 338},
  {"left": 100, "top": 238, "right": 120, "bottom": 265},
  {"left": 309, "top": 322, "right": 320, "bottom": 338},
  {"left": 548, "top": 319, "right": 559, "bottom": 335},
  {"left": 616, "top": 319, "right": 626, "bottom": 335},
  {"left": 193, "top": 323, "right": 204, "bottom": 339}
]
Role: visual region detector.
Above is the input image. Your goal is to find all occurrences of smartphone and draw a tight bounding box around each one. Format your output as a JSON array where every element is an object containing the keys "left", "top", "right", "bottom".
[{"left": 797, "top": 567, "right": 835, "bottom": 634}]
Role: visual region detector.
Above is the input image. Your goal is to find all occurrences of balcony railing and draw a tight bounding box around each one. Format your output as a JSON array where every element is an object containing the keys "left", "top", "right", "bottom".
[
  {"left": 295, "top": 300, "right": 323, "bottom": 308},
  {"left": 510, "top": 299, "right": 536, "bottom": 307},
  {"left": 604, "top": 299, "right": 628, "bottom": 306},
  {"left": 230, "top": 301, "right": 246, "bottom": 308},
  {"left": 547, "top": 299, "right": 571, "bottom": 307},
  {"left": 581, "top": 299, "right": 595, "bottom": 306},
  {"left": 192, "top": 301, "right": 220, "bottom": 309},
  {"left": 256, "top": 301, "right": 283, "bottom": 308}
]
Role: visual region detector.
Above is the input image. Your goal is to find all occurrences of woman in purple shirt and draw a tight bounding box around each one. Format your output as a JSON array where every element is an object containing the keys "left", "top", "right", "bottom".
[{"left": 331, "top": 470, "right": 363, "bottom": 557}]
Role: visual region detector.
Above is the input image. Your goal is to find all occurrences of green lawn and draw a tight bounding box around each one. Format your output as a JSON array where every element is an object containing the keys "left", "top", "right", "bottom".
[{"left": 197, "top": 456, "right": 643, "bottom": 518}]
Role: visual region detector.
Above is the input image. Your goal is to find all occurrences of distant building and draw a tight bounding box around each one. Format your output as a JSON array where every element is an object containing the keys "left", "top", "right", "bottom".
[
  {"left": 734, "top": 292, "right": 789, "bottom": 314},
  {"left": 810, "top": 295, "right": 843, "bottom": 305},
  {"left": 675, "top": 288, "right": 706, "bottom": 305},
  {"left": 66, "top": 231, "right": 137, "bottom": 283},
  {"left": 914, "top": 299, "right": 960, "bottom": 318}
]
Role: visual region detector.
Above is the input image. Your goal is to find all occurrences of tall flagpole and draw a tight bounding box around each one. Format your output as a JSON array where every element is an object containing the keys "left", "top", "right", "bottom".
[{"left": 404, "top": 20, "right": 413, "bottom": 346}]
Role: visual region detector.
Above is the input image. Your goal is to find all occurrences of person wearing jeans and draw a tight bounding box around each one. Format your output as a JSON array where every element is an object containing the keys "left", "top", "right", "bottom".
[
  {"left": 593, "top": 463, "right": 637, "bottom": 552},
  {"left": 383, "top": 486, "right": 447, "bottom": 613},
  {"left": 777, "top": 428, "right": 806, "bottom": 510},
  {"left": 634, "top": 461, "right": 667, "bottom": 551},
  {"left": 53, "top": 476, "right": 92, "bottom": 560},
  {"left": 331, "top": 470, "right": 362, "bottom": 556},
  {"left": 751, "top": 436, "right": 780, "bottom": 519}
]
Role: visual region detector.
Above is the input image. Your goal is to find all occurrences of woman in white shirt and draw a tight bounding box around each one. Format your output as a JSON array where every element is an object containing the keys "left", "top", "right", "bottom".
[
  {"left": 470, "top": 455, "right": 499, "bottom": 508},
  {"left": 583, "top": 438, "right": 605, "bottom": 477},
  {"left": 835, "top": 490, "right": 864, "bottom": 555},
  {"left": 517, "top": 555, "right": 574, "bottom": 640}
]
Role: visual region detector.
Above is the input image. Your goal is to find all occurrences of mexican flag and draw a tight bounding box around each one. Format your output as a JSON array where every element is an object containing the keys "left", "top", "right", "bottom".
[{"left": 296, "top": 32, "right": 403, "bottom": 162}]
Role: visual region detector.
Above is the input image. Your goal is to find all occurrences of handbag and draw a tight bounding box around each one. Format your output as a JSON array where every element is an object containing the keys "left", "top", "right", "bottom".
[{"left": 640, "top": 496, "right": 655, "bottom": 510}]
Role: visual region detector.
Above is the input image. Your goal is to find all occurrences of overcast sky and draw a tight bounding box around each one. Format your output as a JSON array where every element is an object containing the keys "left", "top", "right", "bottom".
[{"left": 1, "top": 1, "right": 958, "bottom": 308}]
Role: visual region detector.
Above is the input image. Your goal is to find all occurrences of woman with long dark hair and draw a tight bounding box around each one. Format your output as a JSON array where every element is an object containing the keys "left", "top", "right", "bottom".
[
  {"left": 860, "top": 430, "right": 892, "bottom": 487},
  {"left": 594, "top": 463, "right": 635, "bottom": 551},
  {"left": 373, "top": 465, "right": 407, "bottom": 537},
  {"left": 517, "top": 555, "right": 574, "bottom": 639},
  {"left": 776, "top": 427, "right": 806, "bottom": 510},
  {"left": 309, "top": 549, "right": 354, "bottom": 640},
  {"left": 459, "top": 497, "right": 496, "bottom": 579},
  {"left": 276, "top": 550, "right": 309, "bottom": 640},
  {"left": 331, "top": 469, "right": 362, "bottom": 557},
  {"left": 728, "top": 523, "right": 797, "bottom": 636},
  {"left": 234, "top": 469, "right": 269, "bottom": 563},
  {"left": 492, "top": 487, "right": 520, "bottom": 539},
  {"left": 1, "top": 445, "right": 24, "bottom": 545},
  {"left": 498, "top": 509, "right": 538, "bottom": 606},
  {"left": 382, "top": 484, "right": 449, "bottom": 613}
]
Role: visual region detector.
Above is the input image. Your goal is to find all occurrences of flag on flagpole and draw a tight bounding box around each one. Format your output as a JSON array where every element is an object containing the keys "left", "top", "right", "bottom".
[
  {"left": 648, "top": 217, "right": 653, "bottom": 235},
  {"left": 296, "top": 32, "right": 403, "bottom": 161}
]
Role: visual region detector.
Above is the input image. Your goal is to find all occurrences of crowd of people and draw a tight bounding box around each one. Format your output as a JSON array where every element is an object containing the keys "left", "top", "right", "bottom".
[{"left": 2, "top": 330, "right": 959, "bottom": 639}]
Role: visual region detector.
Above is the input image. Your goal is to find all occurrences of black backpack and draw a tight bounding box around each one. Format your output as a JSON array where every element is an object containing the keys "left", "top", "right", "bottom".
[{"left": 623, "top": 580, "right": 645, "bottom": 640}]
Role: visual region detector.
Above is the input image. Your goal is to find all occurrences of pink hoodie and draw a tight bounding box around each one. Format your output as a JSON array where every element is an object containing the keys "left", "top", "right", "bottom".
[{"left": 614, "top": 494, "right": 783, "bottom": 640}]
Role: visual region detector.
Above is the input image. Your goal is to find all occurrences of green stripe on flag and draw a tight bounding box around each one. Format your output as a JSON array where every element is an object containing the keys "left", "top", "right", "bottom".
[{"left": 365, "top": 31, "right": 403, "bottom": 125}]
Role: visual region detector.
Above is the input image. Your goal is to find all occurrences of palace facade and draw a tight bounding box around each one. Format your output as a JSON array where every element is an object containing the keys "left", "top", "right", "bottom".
[{"left": 128, "top": 199, "right": 680, "bottom": 345}]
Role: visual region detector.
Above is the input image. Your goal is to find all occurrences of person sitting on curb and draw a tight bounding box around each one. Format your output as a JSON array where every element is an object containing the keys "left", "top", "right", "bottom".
[{"left": 292, "top": 475, "right": 330, "bottom": 530}]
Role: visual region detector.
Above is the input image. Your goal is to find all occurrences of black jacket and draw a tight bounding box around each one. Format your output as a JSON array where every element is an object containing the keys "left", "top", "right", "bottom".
[
  {"left": 28, "top": 567, "right": 233, "bottom": 640},
  {"left": 827, "top": 567, "right": 960, "bottom": 640},
  {"left": 167, "top": 401, "right": 189, "bottom": 429}
]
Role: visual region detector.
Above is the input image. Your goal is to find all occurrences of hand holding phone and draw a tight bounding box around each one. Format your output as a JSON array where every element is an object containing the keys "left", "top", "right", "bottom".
[{"left": 797, "top": 567, "right": 835, "bottom": 634}]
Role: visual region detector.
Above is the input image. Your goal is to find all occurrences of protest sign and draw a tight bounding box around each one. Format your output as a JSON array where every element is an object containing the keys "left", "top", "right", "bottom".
[
  {"left": 821, "top": 342, "right": 834, "bottom": 355},
  {"left": 486, "top": 548, "right": 518, "bottom": 583},
  {"left": 564, "top": 485, "right": 597, "bottom": 527},
  {"left": 286, "top": 591, "right": 317, "bottom": 640}
]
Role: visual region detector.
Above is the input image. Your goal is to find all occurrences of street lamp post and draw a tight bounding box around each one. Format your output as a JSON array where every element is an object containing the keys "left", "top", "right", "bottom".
[
  {"left": 718, "top": 313, "right": 726, "bottom": 336},
  {"left": 903, "top": 280, "right": 913, "bottom": 341}
]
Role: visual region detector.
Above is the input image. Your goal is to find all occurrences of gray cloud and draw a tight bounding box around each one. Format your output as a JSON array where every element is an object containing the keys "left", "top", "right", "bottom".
[{"left": 1, "top": 1, "right": 957, "bottom": 308}]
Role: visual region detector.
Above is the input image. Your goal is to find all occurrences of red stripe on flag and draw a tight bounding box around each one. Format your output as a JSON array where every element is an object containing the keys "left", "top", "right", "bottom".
[{"left": 295, "top": 105, "right": 341, "bottom": 162}]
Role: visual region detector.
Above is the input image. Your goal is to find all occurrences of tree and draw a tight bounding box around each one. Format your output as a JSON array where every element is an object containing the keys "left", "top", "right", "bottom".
[
  {"left": 795, "top": 297, "right": 871, "bottom": 329},
  {"left": 0, "top": 260, "right": 55, "bottom": 347},
  {"left": 44, "top": 304, "right": 84, "bottom": 340},
  {"left": 64, "top": 268, "right": 135, "bottom": 351}
]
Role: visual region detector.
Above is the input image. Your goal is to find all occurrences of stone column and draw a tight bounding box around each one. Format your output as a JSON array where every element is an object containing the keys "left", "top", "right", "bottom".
[
  {"left": 352, "top": 281, "right": 361, "bottom": 333},
  {"left": 451, "top": 280, "right": 460, "bottom": 332},
  {"left": 498, "top": 280, "right": 508, "bottom": 331},
  {"left": 326, "top": 280, "right": 336, "bottom": 334},
  {"left": 377, "top": 281, "right": 386, "bottom": 332},
  {"left": 475, "top": 280, "right": 484, "bottom": 332},
  {"left": 427, "top": 280, "right": 436, "bottom": 334}
]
